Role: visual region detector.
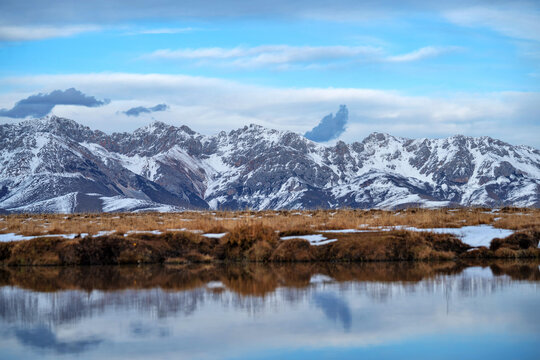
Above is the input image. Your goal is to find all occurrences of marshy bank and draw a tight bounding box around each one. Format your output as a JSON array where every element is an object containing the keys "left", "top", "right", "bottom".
[{"left": 0, "top": 224, "right": 538, "bottom": 266}]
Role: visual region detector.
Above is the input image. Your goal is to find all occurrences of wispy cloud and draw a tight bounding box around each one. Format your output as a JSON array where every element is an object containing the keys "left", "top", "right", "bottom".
[
  {"left": 124, "top": 27, "right": 194, "bottom": 35},
  {"left": 1, "top": 1, "right": 539, "bottom": 44},
  {"left": 1, "top": 73, "right": 538, "bottom": 148},
  {"left": 0, "top": 25, "right": 100, "bottom": 41},
  {"left": 385, "top": 46, "right": 461, "bottom": 62},
  {"left": 144, "top": 44, "right": 459, "bottom": 68},
  {"left": 146, "top": 45, "right": 382, "bottom": 68},
  {"left": 444, "top": 5, "right": 540, "bottom": 42}
]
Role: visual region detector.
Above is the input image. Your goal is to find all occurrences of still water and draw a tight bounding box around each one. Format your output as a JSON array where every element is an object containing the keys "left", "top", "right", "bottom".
[{"left": 0, "top": 262, "right": 539, "bottom": 359}]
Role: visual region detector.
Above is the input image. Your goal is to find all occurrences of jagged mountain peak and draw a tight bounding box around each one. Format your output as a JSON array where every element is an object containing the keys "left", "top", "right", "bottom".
[
  {"left": 361, "top": 131, "right": 404, "bottom": 145},
  {"left": 0, "top": 116, "right": 538, "bottom": 212},
  {"left": 19, "top": 115, "right": 88, "bottom": 132}
]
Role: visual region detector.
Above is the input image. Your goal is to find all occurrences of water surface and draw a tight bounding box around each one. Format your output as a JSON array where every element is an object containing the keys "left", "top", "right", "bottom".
[{"left": 0, "top": 261, "right": 539, "bottom": 359}]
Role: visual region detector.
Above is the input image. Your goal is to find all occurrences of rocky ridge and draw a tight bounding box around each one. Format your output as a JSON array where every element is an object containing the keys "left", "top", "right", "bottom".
[{"left": 0, "top": 113, "right": 538, "bottom": 213}]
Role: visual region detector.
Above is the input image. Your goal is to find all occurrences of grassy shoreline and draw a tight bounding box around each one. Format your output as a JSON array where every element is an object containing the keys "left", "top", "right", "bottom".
[
  {"left": 0, "top": 223, "right": 538, "bottom": 266},
  {"left": 1, "top": 209, "right": 538, "bottom": 266}
]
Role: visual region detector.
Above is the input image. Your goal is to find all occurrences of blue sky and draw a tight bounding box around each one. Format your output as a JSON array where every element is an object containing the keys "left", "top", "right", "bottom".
[{"left": 0, "top": 0, "right": 539, "bottom": 147}]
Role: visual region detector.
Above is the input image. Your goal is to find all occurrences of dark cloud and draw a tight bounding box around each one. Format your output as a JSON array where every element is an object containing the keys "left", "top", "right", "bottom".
[
  {"left": 123, "top": 103, "right": 168, "bottom": 117},
  {"left": 0, "top": 88, "right": 109, "bottom": 118},
  {"left": 305, "top": 105, "right": 348, "bottom": 142}
]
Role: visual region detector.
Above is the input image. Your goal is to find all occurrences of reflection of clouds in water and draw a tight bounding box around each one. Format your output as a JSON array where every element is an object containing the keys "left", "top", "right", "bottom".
[
  {"left": 0, "top": 274, "right": 528, "bottom": 327},
  {"left": 0, "top": 263, "right": 538, "bottom": 360},
  {"left": 14, "top": 325, "right": 102, "bottom": 354},
  {"left": 130, "top": 321, "right": 171, "bottom": 338},
  {"left": 313, "top": 293, "right": 352, "bottom": 331}
]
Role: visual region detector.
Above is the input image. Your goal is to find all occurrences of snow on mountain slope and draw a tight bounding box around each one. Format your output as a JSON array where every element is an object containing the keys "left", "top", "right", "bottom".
[{"left": 0, "top": 111, "right": 538, "bottom": 213}]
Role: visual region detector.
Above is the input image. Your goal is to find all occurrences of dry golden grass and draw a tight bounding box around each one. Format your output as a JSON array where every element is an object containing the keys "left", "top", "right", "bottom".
[
  {"left": 0, "top": 207, "right": 538, "bottom": 237},
  {"left": 0, "top": 221, "right": 538, "bottom": 266}
]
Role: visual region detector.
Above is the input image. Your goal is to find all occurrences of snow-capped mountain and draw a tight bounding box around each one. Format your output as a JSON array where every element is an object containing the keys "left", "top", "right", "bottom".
[{"left": 0, "top": 113, "right": 539, "bottom": 213}]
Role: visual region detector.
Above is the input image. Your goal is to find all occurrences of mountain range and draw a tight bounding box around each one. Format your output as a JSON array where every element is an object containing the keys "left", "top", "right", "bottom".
[{"left": 0, "top": 109, "right": 539, "bottom": 213}]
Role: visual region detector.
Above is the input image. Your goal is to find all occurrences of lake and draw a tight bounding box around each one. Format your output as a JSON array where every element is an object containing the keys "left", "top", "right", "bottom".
[{"left": 0, "top": 261, "right": 539, "bottom": 359}]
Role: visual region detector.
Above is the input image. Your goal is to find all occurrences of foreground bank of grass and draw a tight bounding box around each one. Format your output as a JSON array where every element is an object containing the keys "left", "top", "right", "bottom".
[{"left": 0, "top": 224, "right": 538, "bottom": 266}]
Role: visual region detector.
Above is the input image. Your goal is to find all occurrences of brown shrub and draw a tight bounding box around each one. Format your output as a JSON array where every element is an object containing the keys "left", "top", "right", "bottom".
[
  {"left": 460, "top": 247, "right": 491, "bottom": 259},
  {"left": 205, "top": 224, "right": 228, "bottom": 233},
  {"left": 516, "top": 248, "right": 540, "bottom": 259},
  {"left": 247, "top": 241, "right": 275, "bottom": 262},
  {"left": 490, "top": 231, "right": 539, "bottom": 251},
  {"left": 278, "top": 229, "right": 314, "bottom": 237},
  {"left": 494, "top": 247, "right": 518, "bottom": 259},
  {"left": 222, "top": 224, "right": 278, "bottom": 247},
  {"left": 270, "top": 239, "right": 316, "bottom": 262},
  {"left": 8, "top": 237, "right": 65, "bottom": 266},
  {"left": 426, "top": 250, "right": 456, "bottom": 261},
  {"left": 428, "top": 233, "right": 471, "bottom": 254},
  {"left": 218, "top": 224, "right": 279, "bottom": 261}
]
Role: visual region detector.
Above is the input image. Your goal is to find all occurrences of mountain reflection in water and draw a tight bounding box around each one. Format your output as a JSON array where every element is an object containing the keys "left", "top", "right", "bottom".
[{"left": 0, "top": 261, "right": 539, "bottom": 360}]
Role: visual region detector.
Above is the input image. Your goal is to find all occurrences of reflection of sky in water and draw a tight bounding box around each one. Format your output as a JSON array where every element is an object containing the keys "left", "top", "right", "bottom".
[{"left": 0, "top": 266, "right": 539, "bottom": 360}]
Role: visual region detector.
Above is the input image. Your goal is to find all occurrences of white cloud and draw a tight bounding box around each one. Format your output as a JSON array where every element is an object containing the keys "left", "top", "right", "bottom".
[
  {"left": 0, "top": 25, "right": 101, "bottom": 41},
  {"left": 444, "top": 5, "right": 540, "bottom": 42},
  {"left": 124, "top": 27, "right": 194, "bottom": 35},
  {"left": 144, "top": 44, "right": 461, "bottom": 68},
  {"left": 386, "top": 46, "right": 461, "bottom": 62},
  {"left": 145, "top": 45, "right": 382, "bottom": 68},
  {"left": 0, "top": 73, "right": 538, "bottom": 148}
]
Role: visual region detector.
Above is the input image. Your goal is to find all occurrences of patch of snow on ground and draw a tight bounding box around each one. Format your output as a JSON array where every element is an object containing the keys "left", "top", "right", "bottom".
[
  {"left": 124, "top": 230, "right": 162, "bottom": 236},
  {"left": 203, "top": 233, "right": 228, "bottom": 239},
  {"left": 320, "top": 229, "right": 367, "bottom": 233},
  {"left": 280, "top": 234, "right": 337, "bottom": 246},
  {"left": 398, "top": 225, "right": 514, "bottom": 247},
  {"left": 95, "top": 230, "right": 116, "bottom": 237},
  {"left": 0, "top": 232, "right": 81, "bottom": 242},
  {"left": 316, "top": 224, "right": 516, "bottom": 248}
]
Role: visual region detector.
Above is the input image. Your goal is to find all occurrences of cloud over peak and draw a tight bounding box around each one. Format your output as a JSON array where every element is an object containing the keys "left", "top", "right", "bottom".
[
  {"left": 305, "top": 105, "right": 349, "bottom": 142},
  {"left": 0, "top": 88, "right": 110, "bottom": 118},
  {"left": 123, "top": 103, "right": 169, "bottom": 116}
]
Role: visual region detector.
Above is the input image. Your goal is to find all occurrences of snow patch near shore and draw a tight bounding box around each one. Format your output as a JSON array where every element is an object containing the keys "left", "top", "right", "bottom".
[
  {"left": 280, "top": 234, "right": 337, "bottom": 246},
  {"left": 203, "top": 233, "right": 228, "bottom": 239},
  {"left": 397, "top": 225, "right": 514, "bottom": 247},
  {"left": 319, "top": 225, "right": 515, "bottom": 248}
]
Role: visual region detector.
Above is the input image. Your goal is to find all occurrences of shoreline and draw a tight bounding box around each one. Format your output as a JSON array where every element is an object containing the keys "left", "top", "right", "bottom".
[{"left": 1, "top": 225, "right": 538, "bottom": 266}]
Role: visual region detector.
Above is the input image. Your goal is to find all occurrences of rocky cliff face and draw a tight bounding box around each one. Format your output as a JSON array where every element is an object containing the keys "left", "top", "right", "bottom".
[{"left": 0, "top": 115, "right": 538, "bottom": 213}]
